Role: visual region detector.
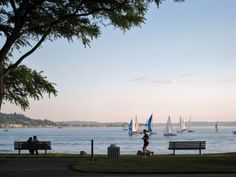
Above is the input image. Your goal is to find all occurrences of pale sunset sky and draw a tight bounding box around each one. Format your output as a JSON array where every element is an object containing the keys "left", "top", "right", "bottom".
[{"left": 2, "top": 0, "right": 236, "bottom": 123}]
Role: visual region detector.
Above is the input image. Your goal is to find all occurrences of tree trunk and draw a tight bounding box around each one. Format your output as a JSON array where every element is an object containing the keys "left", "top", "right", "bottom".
[{"left": 0, "top": 69, "right": 4, "bottom": 111}]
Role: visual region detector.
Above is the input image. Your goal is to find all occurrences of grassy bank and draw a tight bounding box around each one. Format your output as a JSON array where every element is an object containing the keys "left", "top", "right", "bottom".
[
  {"left": 71, "top": 153, "right": 236, "bottom": 173},
  {"left": 1, "top": 153, "right": 236, "bottom": 173}
]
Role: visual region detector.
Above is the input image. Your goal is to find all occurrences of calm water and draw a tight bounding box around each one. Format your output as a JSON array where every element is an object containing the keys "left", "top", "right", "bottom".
[{"left": 1, "top": 126, "right": 236, "bottom": 154}]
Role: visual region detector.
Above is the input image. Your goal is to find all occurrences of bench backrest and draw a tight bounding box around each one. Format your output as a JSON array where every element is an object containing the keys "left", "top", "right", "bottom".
[
  {"left": 14, "top": 141, "right": 51, "bottom": 150},
  {"left": 169, "top": 141, "right": 206, "bottom": 150}
]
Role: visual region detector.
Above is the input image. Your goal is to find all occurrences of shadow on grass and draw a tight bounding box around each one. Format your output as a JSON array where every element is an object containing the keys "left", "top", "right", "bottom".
[{"left": 71, "top": 153, "right": 236, "bottom": 173}]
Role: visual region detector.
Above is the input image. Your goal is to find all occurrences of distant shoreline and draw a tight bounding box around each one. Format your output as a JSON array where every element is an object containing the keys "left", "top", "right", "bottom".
[{"left": 1, "top": 112, "right": 236, "bottom": 128}]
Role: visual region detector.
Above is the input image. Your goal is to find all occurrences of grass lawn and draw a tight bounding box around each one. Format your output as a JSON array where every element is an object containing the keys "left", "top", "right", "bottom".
[{"left": 71, "top": 153, "right": 236, "bottom": 173}]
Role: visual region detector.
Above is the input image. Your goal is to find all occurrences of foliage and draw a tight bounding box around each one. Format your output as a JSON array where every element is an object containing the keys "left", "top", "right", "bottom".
[
  {"left": 0, "top": 0, "right": 183, "bottom": 110},
  {"left": 3, "top": 65, "right": 57, "bottom": 110},
  {"left": 0, "top": 112, "right": 56, "bottom": 126}
]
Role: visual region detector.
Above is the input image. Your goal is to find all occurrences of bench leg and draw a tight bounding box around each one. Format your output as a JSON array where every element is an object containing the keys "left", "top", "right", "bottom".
[
  {"left": 45, "top": 150, "right": 47, "bottom": 155},
  {"left": 173, "top": 149, "right": 175, "bottom": 155},
  {"left": 199, "top": 149, "right": 201, "bottom": 155},
  {"left": 18, "top": 150, "right": 20, "bottom": 154}
]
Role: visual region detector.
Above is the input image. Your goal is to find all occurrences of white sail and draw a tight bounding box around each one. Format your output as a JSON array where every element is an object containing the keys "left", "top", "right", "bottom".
[
  {"left": 128, "top": 117, "right": 140, "bottom": 135},
  {"left": 164, "top": 116, "right": 176, "bottom": 136},
  {"left": 134, "top": 116, "right": 140, "bottom": 132},
  {"left": 180, "top": 117, "right": 186, "bottom": 130},
  {"left": 178, "top": 116, "right": 187, "bottom": 133},
  {"left": 132, "top": 118, "right": 137, "bottom": 132},
  {"left": 164, "top": 116, "right": 172, "bottom": 134}
]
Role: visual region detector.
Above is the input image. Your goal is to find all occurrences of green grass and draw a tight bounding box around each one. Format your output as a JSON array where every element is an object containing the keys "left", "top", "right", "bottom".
[
  {"left": 1, "top": 153, "right": 236, "bottom": 173},
  {"left": 71, "top": 153, "right": 236, "bottom": 173}
]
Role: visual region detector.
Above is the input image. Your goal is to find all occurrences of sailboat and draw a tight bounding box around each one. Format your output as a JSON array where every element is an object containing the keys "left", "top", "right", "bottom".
[
  {"left": 134, "top": 116, "right": 141, "bottom": 133},
  {"left": 145, "top": 114, "right": 156, "bottom": 134},
  {"left": 122, "top": 122, "right": 128, "bottom": 131},
  {"left": 187, "top": 117, "right": 194, "bottom": 132},
  {"left": 215, "top": 121, "right": 219, "bottom": 132},
  {"left": 128, "top": 119, "right": 139, "bottom": 135},
  {"left": 4, "top": 122, "right": 10, "bottom": 132},
  {"left": 177, "top": 116, "right": 187, "bottom": 133},
  {"left": 164, "top": 116, "right": 177, "bottom": 136}
]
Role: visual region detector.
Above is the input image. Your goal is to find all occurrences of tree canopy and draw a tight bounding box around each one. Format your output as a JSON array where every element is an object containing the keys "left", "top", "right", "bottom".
[{"left": 0, "top": 0, "right": 183, "bottom": 110}]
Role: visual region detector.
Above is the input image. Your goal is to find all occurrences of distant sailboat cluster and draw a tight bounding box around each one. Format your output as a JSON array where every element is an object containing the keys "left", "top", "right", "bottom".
[
  {"left": 126, "top": 115, "right": 196, "bottom": 136},
  {"left": 128, "top": 114, "right": 155, "bottom": 135},
  {"left": 124, "top": 114, "right": 236, "bottom": 136},
  {"left": 176, "top": 116, "right": 195, "bottom": 133}
]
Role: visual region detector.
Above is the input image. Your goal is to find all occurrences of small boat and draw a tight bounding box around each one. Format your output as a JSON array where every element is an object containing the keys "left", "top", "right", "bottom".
[
  {"left": 134, "top": 116, "right": 141, "bottom": 134},
  {"left": 177, "top": 116, "right": 187, "bottom": 133},
  {"left": 187, "top": 116, "right": 195, "bottom": 132},
  {"left": 164, "top": 116, "right": 177, "bottom": 136},
  {"left": 215, "top": 121, "right": 219, "bottom": 132},
  {"left": 128, "top": 118, "right": 139, "bottom": 135},
  {"left": 4, "top": 122, "right": 10, "bottom": 132},
  {"left": 232, "top": 131, "right": 236, "bottom": 135},
  {"left": 145, "top": 114, "right": 156, "bottom": 134},
  {"left": 122, "top": 122, "right": 128, "bottom": 131}
]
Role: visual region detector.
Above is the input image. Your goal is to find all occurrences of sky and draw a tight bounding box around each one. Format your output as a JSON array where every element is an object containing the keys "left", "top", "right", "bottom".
[{"left": 2, "top": 0, "right": 236, "bottom": 123}]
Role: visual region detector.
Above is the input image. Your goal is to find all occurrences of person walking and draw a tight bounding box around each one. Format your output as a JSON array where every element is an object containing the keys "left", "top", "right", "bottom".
[{"left": 142, "top": 129, "right": 152, "bottom": 157}]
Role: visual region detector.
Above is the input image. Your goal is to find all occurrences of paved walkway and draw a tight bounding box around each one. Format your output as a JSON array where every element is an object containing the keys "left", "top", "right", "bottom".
[{"left": 0, "top": 158, "right": 235, "bottom": 177}]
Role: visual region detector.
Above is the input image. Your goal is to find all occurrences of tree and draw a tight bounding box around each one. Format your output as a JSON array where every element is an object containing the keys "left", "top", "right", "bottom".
[{"left": 0, "top": 0, "right": 183, "bottom": 110}]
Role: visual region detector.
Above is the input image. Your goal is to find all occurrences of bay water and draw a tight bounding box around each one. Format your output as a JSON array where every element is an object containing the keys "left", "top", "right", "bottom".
[{"left": 1, "top": 126, "right": 236, "bottom": 154}]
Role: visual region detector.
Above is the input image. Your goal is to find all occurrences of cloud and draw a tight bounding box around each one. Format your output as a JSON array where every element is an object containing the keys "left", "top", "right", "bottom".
[
  {"left": 151, "top": 79, "right": 178, "bottom": 84},
  {"left": 130, "top": 76, "right": 148, "bottom": 82},
  {"left": 130, "top": 74, "right": 192, "bottom": 85},
  {"left": 222, "top": 79, "right": 236, "bottom": 83},
  {"left": 178, "top": 74, "right": 193, "bottom": 78}
]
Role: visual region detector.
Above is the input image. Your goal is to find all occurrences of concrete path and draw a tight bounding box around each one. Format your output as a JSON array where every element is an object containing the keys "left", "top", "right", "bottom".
[{"left": 0, "top": 158, "right": 235, "bottom": 177}]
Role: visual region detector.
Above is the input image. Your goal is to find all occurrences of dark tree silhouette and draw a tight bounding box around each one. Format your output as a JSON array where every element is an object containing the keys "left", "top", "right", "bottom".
[{"left": 0, "top": 0, "right": 183, "bottom": 110}]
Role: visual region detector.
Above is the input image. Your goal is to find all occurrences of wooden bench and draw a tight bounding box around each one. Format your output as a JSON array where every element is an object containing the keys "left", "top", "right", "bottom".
[
  {"left": 14, "top": 141, "right": 51, "bottom": 154},
  {"left": 169, "top": 141, "right": 206, "bottom": 155}
]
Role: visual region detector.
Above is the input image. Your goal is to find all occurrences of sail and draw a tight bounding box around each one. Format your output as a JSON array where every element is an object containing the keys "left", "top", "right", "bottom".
[
  {"left": 146, "top": 114, "right": 153, "bottom": 132},
  {"left": 164, "top": 116, "right": 173, "bottom": 134},
  {"left": 180, "top": 117, "right": 185, "bottom": 130},
  {"left": 179, "top": 117, "right": 182, "bottom": 130},
  {"left": 182, "top": 119, "right": 186, "bottom": 130},
  {"left": 134, "top": 116, "right": 139, "bottom": 132},
  {"left": 128, "top": 120, "right": 133, "bottom": 134},
  {"left": 178, "top": 116, "right": 187, "bottom": 132},
  {"left": 187, "top": 117, "right": 191, "bottom": 131}
]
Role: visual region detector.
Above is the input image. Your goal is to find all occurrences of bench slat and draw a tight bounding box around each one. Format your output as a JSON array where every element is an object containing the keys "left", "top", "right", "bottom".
[
  {"left": 14, "top": 141, "right": 51, "bottom": 154},
  {"left": 168, "top": 141, "right": 206, "bottom": 155}
]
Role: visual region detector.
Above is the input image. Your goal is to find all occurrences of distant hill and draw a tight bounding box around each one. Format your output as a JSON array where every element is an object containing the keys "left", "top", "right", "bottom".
[
  {"left": 0, "top": 112, "right": 56, "bottom": 128},
  {"left": 56, "top": 120, "right": 126, "bottom": 127},
  {"left": 1, "top": 112, "right": 235, "bottom": 128}
]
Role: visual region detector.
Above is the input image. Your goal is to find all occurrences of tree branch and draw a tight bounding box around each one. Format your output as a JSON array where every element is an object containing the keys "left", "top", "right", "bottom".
[
  {"left": 0, "top": 24, "right": 11, "bottom": 38},
  {"left": 10, "top": 0, "right": 17, "bottom": 15},
  {"left": 0, "top": 1, "right": 30, "bottom": 64},
  {"left": 4, "top": 31, "right": 49, "bottom": 76},
  {"left": 3, "top": 1, "right": 128, "bottom": 75}
]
